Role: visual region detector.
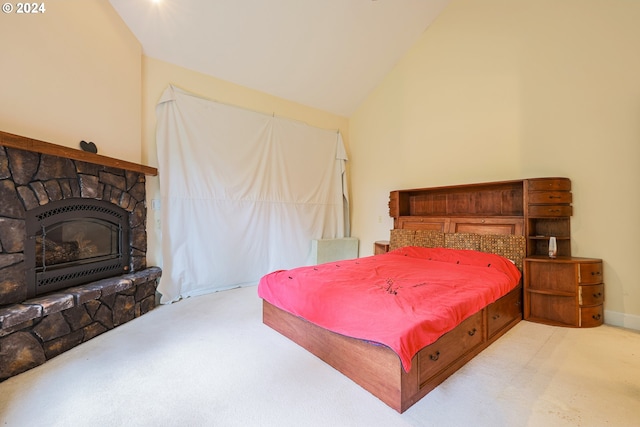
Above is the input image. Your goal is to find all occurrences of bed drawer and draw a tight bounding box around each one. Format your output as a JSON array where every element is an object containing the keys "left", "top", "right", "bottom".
[
  {"left": 487, "top": 287, "right": 522, "bottom": 338},
  {"left": 417, "top": 311, "right": 484, "bottom": 385}
]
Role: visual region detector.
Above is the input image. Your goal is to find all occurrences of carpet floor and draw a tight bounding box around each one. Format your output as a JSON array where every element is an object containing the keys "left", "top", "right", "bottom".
[{"left": 1, "top": 285, "right": 639, "bottom": 426}]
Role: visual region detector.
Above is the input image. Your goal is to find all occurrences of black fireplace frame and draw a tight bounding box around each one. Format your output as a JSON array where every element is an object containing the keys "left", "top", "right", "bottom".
[{"left": 24, "top": 198, "right": 130, "bottom": 298}]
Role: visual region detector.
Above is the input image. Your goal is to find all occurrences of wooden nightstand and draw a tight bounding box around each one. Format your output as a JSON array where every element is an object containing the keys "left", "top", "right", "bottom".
[
  {"left": 524, "top": 256, "right": 604, "bottom": 327},
  {"left": 374, "top": 240, "right": 390, "bottom": 255}
]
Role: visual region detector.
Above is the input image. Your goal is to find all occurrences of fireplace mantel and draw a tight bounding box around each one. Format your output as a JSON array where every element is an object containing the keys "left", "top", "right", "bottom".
[{"left": 0, "top": 131, "right": 157, "bottom": 176}]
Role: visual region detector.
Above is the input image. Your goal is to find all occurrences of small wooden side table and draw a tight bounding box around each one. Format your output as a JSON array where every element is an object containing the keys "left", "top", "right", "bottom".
[
  {"left": 524, "top": 256, "right": 604, "bottom": 327},
  {"left": 374, "top": 240, "right": 390, "bottom": 255}
]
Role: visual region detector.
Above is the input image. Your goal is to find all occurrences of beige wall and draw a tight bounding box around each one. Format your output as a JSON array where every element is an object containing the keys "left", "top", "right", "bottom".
[
  {"left": 0, "top": 1, "right": 142, "bottom": 162},
  {"left": 141, "top": 56, "right": 349, "bottom": 267},
  {"left": 349, "top": 0, "right": 640, "bottom": 325}
]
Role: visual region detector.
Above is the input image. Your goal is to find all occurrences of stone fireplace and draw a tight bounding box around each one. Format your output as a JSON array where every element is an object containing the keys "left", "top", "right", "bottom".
[{"left": 0, "top": 131, "right": 161, "bottom": 381}]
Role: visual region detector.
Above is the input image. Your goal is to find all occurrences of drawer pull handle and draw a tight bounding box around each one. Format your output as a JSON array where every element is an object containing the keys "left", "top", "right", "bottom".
[
  {"left": 492, "top": 314, "right": 500, "bottom": 320},
  {"left": 591, "top": 271, "right": 601, "bottom": 276},
  {"left": 548, "top": 209, "right": 561, "bottom": 213},
  {"left": 548, "top": 196, "right": 562, "bottom": 199},
  {"left": 468, "top": 328, "right": 477, "bottom": 336},
  {"left": 593, "top": 292, "right": 602, "bottom": 298},
  {"left": 430, "top": 351, "right": 441, "bottom": 361},
  {"left": 592, "top": 314, "right": 602, "bottom": 321}
]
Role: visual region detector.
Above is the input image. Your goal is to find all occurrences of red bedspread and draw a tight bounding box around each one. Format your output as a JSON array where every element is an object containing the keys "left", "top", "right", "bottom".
[{"left": 258, "top": 246, "right": 521, "bottom": 371}]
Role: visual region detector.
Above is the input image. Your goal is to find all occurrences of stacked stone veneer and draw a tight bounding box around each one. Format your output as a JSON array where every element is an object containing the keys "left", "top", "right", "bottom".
[
  {"left": 0, "top": 143, "right": 161, "bottom": 381},
  {"left": 0, "top": 268, "right": 161, "bottom": 381}
]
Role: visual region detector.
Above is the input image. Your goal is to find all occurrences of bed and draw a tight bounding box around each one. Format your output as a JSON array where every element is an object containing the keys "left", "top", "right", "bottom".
[{"left": 259, "top": 181, "right": 529, "bottom": 413}]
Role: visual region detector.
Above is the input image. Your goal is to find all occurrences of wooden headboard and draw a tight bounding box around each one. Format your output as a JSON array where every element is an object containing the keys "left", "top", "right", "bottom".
[
  {"left": 387, "top": 179, "right": 542, "bottom": 270},
  {"left": 388, "top": 177, "right": 573, "bottom": 260}
]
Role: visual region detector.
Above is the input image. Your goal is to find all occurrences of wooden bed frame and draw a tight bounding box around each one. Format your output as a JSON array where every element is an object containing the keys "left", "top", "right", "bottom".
[{"left": 262, "top": 180, "right": 531, "bottom": 413}]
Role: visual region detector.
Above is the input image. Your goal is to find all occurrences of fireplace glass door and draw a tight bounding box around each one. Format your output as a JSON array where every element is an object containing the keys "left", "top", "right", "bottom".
[
  {"left": 35, "top": 218, "right": 120, "bottom": 270},
  {"left": 25, "top": 198, "right": 130, "bottom": 298}
]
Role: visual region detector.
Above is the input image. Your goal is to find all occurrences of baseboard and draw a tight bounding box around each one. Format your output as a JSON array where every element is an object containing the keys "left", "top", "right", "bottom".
[{"left": 604, "top": 310, "right": 640, "bottom": 331}]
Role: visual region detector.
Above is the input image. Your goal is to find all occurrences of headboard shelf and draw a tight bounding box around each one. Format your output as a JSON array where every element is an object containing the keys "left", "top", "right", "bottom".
[
  {"left": 391, "top": 181, "right": 525, "bottom": 218},
  {"left": 390, "top": 178, "right": 572, "bottom": 257}
]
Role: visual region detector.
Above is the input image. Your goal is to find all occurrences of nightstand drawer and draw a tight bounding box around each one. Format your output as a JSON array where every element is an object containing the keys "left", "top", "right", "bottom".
[
  {"left": 528, "top": 205, "right": 573, "bottom": 218},
  {"left": 579, "top": 263, "right": 603, "bottom": 284},
  {"left": 580, "top": 305, "right": 604, "bottom": 327},
  {"left": 580, "top": 284, "right": 604, "bottom": 306}
]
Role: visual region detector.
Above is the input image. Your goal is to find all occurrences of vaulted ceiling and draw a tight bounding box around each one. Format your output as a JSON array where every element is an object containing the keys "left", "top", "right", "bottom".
[{"left": 109, "top": 0, "right": 450, "bottom": 117}]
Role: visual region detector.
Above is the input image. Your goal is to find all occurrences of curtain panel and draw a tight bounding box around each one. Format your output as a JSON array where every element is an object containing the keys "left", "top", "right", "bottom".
[{"left": 156, "top": 86, "right": 349, "bottom": 303}]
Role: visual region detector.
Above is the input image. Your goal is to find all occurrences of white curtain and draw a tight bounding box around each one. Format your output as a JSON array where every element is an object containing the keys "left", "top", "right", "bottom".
[{"left": 155, "top": 86, "right": 349, "bottom": 303}]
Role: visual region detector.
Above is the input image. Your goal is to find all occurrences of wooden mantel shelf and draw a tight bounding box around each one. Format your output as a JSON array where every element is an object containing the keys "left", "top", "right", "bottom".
[{"left": 0, "top": 130, "right": 157, "bottom": 176}]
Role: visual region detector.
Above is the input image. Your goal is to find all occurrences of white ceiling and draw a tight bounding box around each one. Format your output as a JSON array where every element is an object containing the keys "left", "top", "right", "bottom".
[{"left": 109, "top": 0, "right": 450, "bottom": 117}]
